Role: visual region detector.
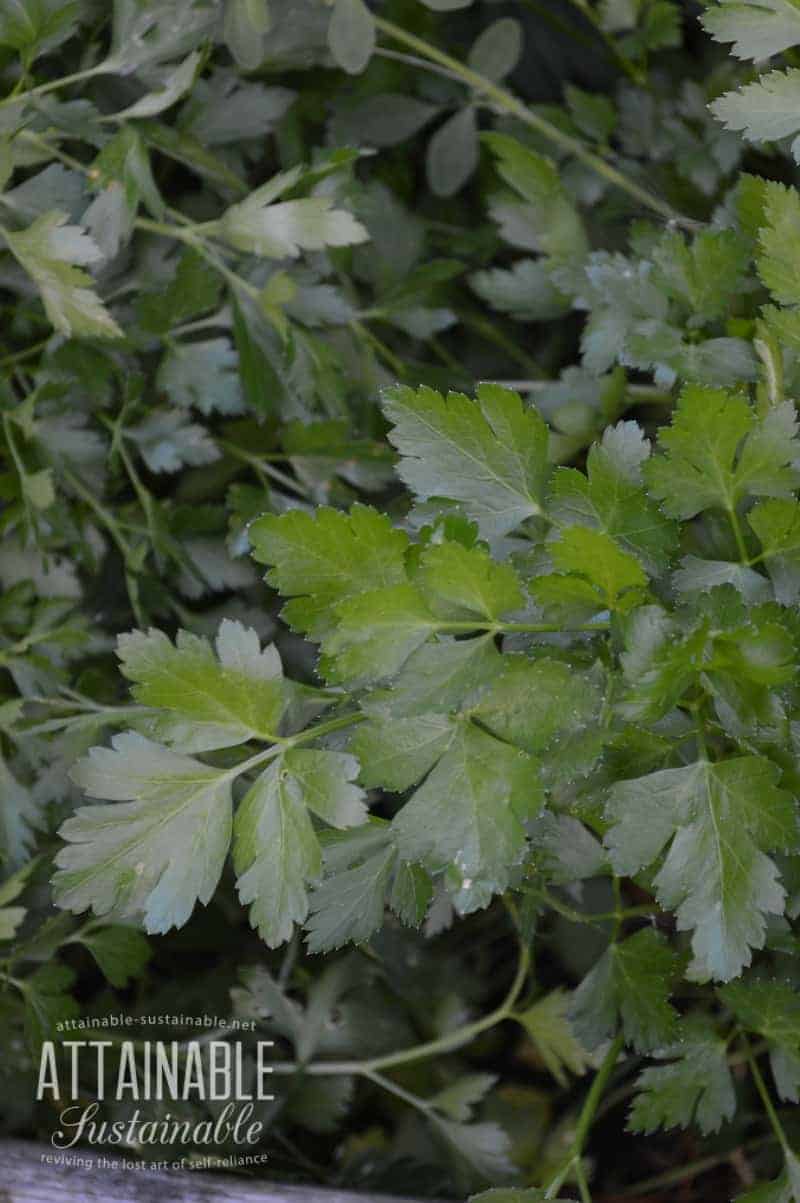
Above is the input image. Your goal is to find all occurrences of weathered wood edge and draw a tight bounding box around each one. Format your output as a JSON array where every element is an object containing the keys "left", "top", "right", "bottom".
[{"left": 0, "top": 1139, "right": 421, "bottom": 1203}]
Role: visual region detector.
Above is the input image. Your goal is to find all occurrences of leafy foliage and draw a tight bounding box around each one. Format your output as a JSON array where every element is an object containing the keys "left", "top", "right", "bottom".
[{"left": 1, "top": 0, "right": 800, "bottom": 1199}]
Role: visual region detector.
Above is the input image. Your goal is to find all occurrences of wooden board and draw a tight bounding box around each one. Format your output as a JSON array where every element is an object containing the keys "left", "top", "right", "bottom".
[{"left": 0, "top": 1139, "right": 417, "bottom": 1203}]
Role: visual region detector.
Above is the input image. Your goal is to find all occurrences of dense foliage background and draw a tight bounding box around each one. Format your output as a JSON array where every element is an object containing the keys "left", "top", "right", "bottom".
[{"left": 3, "top": 1, "right": 800, "bottom": 1199}]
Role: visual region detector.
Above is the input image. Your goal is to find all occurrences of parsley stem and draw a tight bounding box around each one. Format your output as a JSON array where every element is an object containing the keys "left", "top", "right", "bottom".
[
  {"left": 374, "top": 17, "right": 689, "bottom": 228},
  {"left": 546, "top": 1031, "right": 625, "bottom": 1199},
  {"left": 743, "top": 1035, "right": 791, "bottom": 1155},
  {"left": 726, "top": 505, "right": 750, "bottom": 564},
  {"left": 223, "top": 712, "right": 367, "bottom": 782},
  {"left": 0, "top": 63, "right": 107, "bottom": 110},
  {"left": 272, "top": 917, "right": 530, "bottom": 1077}
]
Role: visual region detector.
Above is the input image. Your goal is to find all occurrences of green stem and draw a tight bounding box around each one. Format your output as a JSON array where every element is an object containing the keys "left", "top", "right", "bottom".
[
  {"left": 531, "top": 885, "right": 656, "bottom": 927},
  {"left": 0, "top": 63, "right": 107, "bottom": 111},
  {"left": 0, "top": 339, "right": 50, "bottom": 368},
  {"left": 272, "top": 922, "right": 530, "bottom": 1077},
  {"left": 374, "top": 17, "right": 688, "bottom": 227},
  {"left": 726, "top": 505, "right": 749, "bottom": 565},
  {"left": 545, "top": 1032, "right": 625, "bottom": 1199},
  {"left": 743, "top": 1035, "right": 791, "bottom": 1155}
]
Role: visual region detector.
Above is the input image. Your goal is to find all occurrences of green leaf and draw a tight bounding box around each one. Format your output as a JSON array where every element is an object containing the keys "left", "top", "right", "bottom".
[
  {"left": 353, "top": 712, "right": 458, "bottom": 791},
  {"left": 473, "top": 655, "right": 601, "bottom": 756},
  {"left": 719, "top": 977, "right": 800, "bottom": 1101},
  {"left": 652, "top": 227, "right": 749, "bottom": 324},
  {"left": 571, "top": 929, "right": 682, "bottom": 1052},
  {"left": 605, "top": 758, "right": 798, "bottom": 981},
  {"left": 117, "top": 620, "right": 285, "bottom": 751},
  {"left": 0, "top": 752, "right": 43, "bottom": 868},
  {"left": 416, "top": 541, "right": 523, "bottom": 621},
  {"left": 76, "top": 924, "right": 152, "bottom": 987},
  {"left": 757, "top": 182, "right": 800, "bottom": 305},
  {"left": 112, "top": 50, "right": 200, "bottom": 119},
  {"left": 250, "top": 503, "right": 410, "bottom": 640},
  {"left": 701, "top": 0, "right": 800, "bottom": 60},
  {"left": 749, "top": 498, "right": 800, "bottom": 603},
  {"left": 431, "top": 1073, "right": 498, "bottom": 1122},
  {"left": 328, "top": 0, "right": 375, "bottom": 74},
  {"left": 157, "top": 338, "right": 244, "bottom": 415},
  {"left": 515, "top": 988, "right": 591, "bottom": 1086},
  {"left": 484, "top": 132, "right": 588, "bottom": 264},
  {"left": 54, "top": 733, "right": 233, "bottom": 934},
  {"left": 434, "top": 1118, "right": 514, "bottom": 1186},
  {"left": 223, "top": 0, "right": 270, "bottom": 69},
  {"left": 234, "top": 748, "right": 366, "bottom": 947},
  {"left": 427, "top": 107, "right": 479, "bottom": 199},
  {"left": 305, "top": 827, "right": 396, "bottom": 953},
  {"left": 392, "top": 722, "right": 540, "bottom": 901},
  {"left": 0, "top": 0, "right": 79, "bottom": 61},
  {"left": 3, "top": 211, "right": 122, "bottom": 338},
  {"left": 470, "top": 259, "right": 567, "bottom": 322},
  {"left": 216, "top": 167, "right": 368, "bottom": 259},
  {"left": 382, "top": 383, "right": 549, "bottom": 539},
  {"left": 20, "top": 963, "right": 79, "bottom": 1054},
  {"left": 549, "top": 420, "right": 678, "bottom": 574},
  {"left": 644, "top": 385, "right": 800, "bottom": 520},
  {"left": 551, "top": 525, "right": 648, "bottom": 598},
  {"left": 320, "top": 582, "right": 437, "bottom": 685},
  {"left": 467, "top": 18, "right": 522, "bottom": 82},
  {"left": 712, "top": 69, "right": 800, "bottom": 159},
  {"left": 628, "top": 1018, "right": 736, "bottom": 1136}
]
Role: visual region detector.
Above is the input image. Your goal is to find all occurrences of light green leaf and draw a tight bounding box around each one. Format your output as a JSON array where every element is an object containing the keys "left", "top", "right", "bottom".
[
  {"left": 473, "top": 656, "right": 601, "bottom": 756},
  {"left": 0, "top": 752, "right": 43, "bottom": 868},
  {"left": 467, "top": 18, "right": 522, "bottom": 82},
  {"left": 549, "top": 420, "right": 677, "bottom": 574},
  {"left": 249, "top": 503, "right": 410, "bottom": 640},
  {"left": 484, "top": 132, "right": 588, "bottom": 263},
  {"left": 117, "top": 620, "right": 285, "bottom": 751},
  {"left": 216, "top": 171, "right": 368, "bottom": 259},
  {"left": 157, "top": 338, "right": 244, "bottom": 415},
  {"left": 757, "top": 182, "right": 800, "bottom": 305},
  {"left": 111, "top": 50, "right": 200, "bottom": 119},
  {"left": 426, "top": 107, "right": 479, "bottom": 199},
  {"left": 392, "top": 722, "right": 540, "bottom": 898},
  {"left": 645, "top": 385, "right": 800, "bottom": 519},
  {"left": 605, "top": 758, "right": 798, "bottom": 981},
  {"left": 712, "top": 69, "right": 800, "bottom": 158},
  {"left": 749, "top": 498, "right": 800, "bottom": 603},
  {"left": 328, "top": 0, "right": 375, "bottom": 74},
  {"left": 470, "top": 258, "right": 567, "bottom": 322},
  {"left": 54, "top": 733, "right": 233, "bottom": 933},
  {"left": 416, "top": 541, "right": 523, "bottom": 621},
  {"left": 320, "top": 582, "right": 437, "bottom": 685},
  {"left": 234, "top": 749, "right": 366, "bottom": 948},
  {"left": 702, "top": 0, "right": 800, "bottom": 61},
  {"left": 3, "top": 210, "right": 122, "bottom": 338},
  {"left": 533, "top": 525, "right": 648, "bottom": 617},
  {"left": 628, "top": 1017, "right": 736, "bottom": 1135},
  {"left": 719, "top": 977, "right": 800, "bottom": 1101},
  {"left": 382, "top": 383, "right": 549, "bottom": 539},
  {"left": 515, "top": 988, "right": 591, "bottom": 1085}
]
